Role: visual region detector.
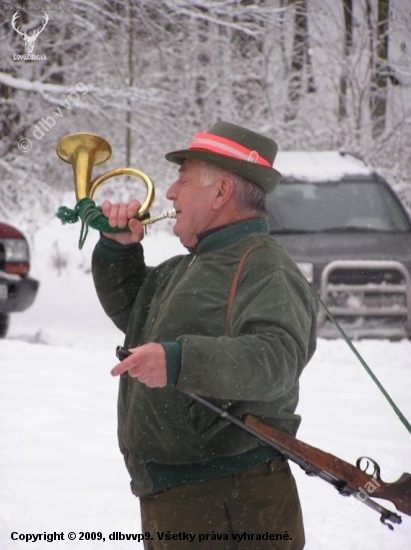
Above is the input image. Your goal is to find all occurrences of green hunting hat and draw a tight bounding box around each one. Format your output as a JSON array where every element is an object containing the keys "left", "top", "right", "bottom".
[{"left": 165, "top": 121, "right": 281, "bottom": 193}]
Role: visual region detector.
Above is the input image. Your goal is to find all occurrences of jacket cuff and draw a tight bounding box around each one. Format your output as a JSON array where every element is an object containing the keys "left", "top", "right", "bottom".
[{"left": 161, "top": 342, "right": 182, "bottom": 385}]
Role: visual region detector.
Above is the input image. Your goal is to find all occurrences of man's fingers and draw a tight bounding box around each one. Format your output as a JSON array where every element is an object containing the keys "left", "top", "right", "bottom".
[
  {"left": 101, "top": 200, "right": 143, "bottom": 229},
  {"left": 99, "top": 200, "right": 145, "bottom": 244},
  {"left": 127, "top": 200, "right": 141, "bottom": 219},
  {"left": 101, "top": 200, "right": 112, "bottom": 217},
  {"left": 111, "top": 346, "right": 145, "bottom": 377},
  {"left": 107, "top": 203, "right": 120, "bottom": 228},
  {"left": 111, "top": 344, "right": 166, "bottom": 387},
  {"left": 128, "top": 218, "right": 145, "bottom": 240},
  {"left": 116, "top": 204, "right": 131, "bottom": 229},
  {"left": 111, "top": 358, "right": 135, "bottom": 377}
]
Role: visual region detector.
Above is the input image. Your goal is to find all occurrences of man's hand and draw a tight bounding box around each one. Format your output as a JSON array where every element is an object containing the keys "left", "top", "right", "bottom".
[
  {"left": 101, "top": 199, "right": 145, "bottom": 245},
  {"left": 111, "top": 343, "right": 167, "bottom": 388}
]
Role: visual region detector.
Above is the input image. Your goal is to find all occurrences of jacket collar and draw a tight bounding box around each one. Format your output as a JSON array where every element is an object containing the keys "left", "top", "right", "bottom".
[{"left": 195, "top": 217, "right": 269, "bottom": 255}]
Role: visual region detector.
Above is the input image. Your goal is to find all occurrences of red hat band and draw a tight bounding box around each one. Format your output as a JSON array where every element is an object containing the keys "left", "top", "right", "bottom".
[{"left": 188, "top": 132, "right": 271, "bottom": 168}]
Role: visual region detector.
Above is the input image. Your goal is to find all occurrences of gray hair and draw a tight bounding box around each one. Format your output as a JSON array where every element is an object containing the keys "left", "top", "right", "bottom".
[{"left": 198, "top": 161, "right": 267, "bottom": 214}]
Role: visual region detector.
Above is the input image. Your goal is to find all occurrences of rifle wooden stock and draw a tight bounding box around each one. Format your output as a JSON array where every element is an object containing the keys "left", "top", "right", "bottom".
[
  {"left": 245, "top": 415, "right": 411, "bottom": 518},
  {"left": 185, "top": 393, "right": 408, "bottom": 528}
]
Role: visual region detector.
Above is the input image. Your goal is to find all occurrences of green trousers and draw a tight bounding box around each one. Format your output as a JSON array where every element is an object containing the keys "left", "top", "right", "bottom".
[{"left": 140, "top": 460, "right": 305, "bottom": 549}]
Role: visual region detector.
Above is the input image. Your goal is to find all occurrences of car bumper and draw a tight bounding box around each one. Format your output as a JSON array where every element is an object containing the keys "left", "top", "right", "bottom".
[
  {"left": 318, "top": 319, "right": 411, "bottom": 340},
  {"left": 315, "top": 260, "right": 411, "bottom": 340},
  {"left": 0, "top": 273, "right": 39, "bottom": 313}
]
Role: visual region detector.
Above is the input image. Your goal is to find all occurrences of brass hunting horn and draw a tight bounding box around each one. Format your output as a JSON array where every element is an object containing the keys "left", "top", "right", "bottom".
[{"left": 55, "top": 132, "right": 176, "bottom": 248}]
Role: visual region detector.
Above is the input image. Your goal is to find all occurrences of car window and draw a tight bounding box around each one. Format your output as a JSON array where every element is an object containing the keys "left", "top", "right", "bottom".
[{"left": 267, "top": 180, "right": 410, "bottom": 233}]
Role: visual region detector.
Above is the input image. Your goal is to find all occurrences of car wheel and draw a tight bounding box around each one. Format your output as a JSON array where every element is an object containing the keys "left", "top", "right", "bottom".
[{"left": 0, "top": 313, "right": 9, "bottom": 338}]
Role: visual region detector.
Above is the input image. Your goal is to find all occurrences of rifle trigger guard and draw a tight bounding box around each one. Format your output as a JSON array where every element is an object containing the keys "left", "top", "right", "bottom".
[
  {"left": 356, "top": 456, "right": 382, "bottom": 481},
  {"left": 380, "top": 512, "right": 395, "bottom": 531}
]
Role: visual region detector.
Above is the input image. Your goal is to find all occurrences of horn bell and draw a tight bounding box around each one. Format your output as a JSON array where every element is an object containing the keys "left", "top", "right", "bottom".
[
  {"left": 56, "top": 133, "right": 112, "bottom": 201},
  {"left": 56, "top": 132, "right": 155, "bottom": 217}
]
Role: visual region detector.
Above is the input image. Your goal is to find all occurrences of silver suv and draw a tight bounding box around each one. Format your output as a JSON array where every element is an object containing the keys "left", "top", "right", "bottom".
[{"left": 267, "top": 151, "right": 411, "bottom": 339}]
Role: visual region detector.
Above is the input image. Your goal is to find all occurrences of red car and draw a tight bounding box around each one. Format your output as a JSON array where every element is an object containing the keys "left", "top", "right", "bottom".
[{"left": 0, "top": 222, "right": 39, "bottom": 337}]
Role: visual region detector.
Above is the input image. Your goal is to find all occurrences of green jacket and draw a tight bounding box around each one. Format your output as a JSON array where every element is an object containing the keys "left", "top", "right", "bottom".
[{"left": 92, "top": 218, "right": 317, "bottom": 496}]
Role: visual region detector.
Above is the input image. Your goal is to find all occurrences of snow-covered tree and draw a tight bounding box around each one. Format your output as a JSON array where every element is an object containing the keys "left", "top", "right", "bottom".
[{"left": 0, "top": 0, "right": 410, "bottom": 219}]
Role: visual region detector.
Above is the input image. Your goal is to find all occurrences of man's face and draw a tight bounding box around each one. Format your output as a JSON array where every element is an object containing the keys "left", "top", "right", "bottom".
[{"left": 166, "top": 159, "right": 219, "bottom": 248}]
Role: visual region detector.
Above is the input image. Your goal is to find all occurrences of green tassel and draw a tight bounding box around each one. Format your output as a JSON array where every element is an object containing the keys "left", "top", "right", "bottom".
[
  {"left": 56, "top": 205, "right": 80, "bottom": 224},
  {"left": 55, "top": 198, "right": 151, "bottom": 249}
]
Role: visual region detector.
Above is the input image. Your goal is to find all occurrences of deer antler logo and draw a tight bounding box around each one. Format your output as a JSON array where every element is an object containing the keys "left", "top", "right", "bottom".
[{"left": 11, "top": 11, "right": 49, "bottom": 54}]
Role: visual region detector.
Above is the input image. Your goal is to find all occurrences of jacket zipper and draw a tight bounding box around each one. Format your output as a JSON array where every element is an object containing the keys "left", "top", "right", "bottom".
[
  {"left": 120, "top": 254, "right": 197, "bottom": 469},
  {"left": 188, "top": 254, "right": 197, "bottom": 267}
]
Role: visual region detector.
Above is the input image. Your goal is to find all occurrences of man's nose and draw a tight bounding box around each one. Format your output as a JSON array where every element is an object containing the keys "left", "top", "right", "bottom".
[{"left": 166, "top": 181, "right": 178, "bottom": 200}]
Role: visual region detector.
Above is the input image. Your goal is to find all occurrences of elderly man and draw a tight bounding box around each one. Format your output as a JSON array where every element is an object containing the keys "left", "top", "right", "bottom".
[{"left": 92, "top": 121, "right": 317, "bottom": 549}]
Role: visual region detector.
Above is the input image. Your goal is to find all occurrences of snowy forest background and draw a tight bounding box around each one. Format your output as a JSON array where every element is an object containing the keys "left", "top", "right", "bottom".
[
  {"left": 2, "top": 4, "right": 411, "bottom": 548},
  {"left": 1, "top": 0, "right": 411, "bottom": 225}
]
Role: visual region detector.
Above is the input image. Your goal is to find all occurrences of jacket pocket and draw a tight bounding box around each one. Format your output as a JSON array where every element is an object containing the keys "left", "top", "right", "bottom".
[{"left": 186, "top": 397, "right": 231, "bottom": 434}]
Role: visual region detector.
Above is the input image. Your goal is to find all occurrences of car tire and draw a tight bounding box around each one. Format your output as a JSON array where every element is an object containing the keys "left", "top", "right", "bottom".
[{"left": 0, "top": 313, "right": 9, "bottom": 338}]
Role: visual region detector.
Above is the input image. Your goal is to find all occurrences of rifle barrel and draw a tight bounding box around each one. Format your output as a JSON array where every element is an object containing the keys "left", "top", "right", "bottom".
[{"left": 188, "top": 393, "right": 406, "bottom": 530}]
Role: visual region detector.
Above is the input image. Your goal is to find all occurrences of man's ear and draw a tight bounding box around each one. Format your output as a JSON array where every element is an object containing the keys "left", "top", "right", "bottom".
[{"left": 212, "top": 176, "right": 235, "bottom": 210}]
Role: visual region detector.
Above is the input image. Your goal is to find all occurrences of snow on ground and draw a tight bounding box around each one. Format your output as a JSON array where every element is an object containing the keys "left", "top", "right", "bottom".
[{"left": 1, "top": 218, "right": 411, "bottom": 549}]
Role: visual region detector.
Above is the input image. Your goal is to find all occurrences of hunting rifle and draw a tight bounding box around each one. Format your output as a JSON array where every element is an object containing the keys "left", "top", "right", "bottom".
[
  {"left": 115, "top": 346, "right": 411, "bottom": 530},
  {"left": 190, "top": 393, "right": 411, "bottom": 531}
]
